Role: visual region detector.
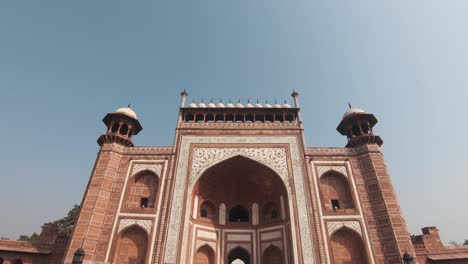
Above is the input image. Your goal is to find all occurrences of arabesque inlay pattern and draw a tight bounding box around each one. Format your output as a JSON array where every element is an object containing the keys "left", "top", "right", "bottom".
[
  {"left": 132, "top": 163, "right": 162, "bottom": 176},
  {"left": 118, "top": 218, "right": 152, "bottom": 235},
  {"left": 327, "top": 221, "right": 362, "bottom": 237},
  {"left": 261, "top": 240, "right": 283, "bottom": 254},
  {"left": 190, "top": 147, "right": 288, "bottom": 186},
  {"left": 196, "top": 240, "right": 216, "bottom": 252},
  {"left": 227, "top": 243, "right": 252, "bottom": 255}
]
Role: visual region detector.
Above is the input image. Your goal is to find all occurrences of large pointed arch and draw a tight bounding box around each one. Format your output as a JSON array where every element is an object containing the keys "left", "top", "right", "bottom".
[
  {"left": 192, "top": 155, "right": 289, "bottom": 225},
  {"left": 164, "top": 137, "right": 316, "bottom": 264}
]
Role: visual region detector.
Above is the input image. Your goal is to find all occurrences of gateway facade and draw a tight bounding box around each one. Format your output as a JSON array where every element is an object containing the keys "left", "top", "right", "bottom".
[{"left": 63, "top": 91, "right": 416, "bottom": 264}]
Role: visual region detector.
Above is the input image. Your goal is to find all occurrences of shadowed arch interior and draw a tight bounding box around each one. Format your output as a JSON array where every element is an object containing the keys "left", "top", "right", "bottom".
[
  {"left": 200, "top": 200, "right": 216, "bottom": 220},
  {"left": 193, "top": 155, "right": 289, "bottom": 225},
  {"left": 228, "top": 247, "right": 250, "bottom": 264},
  {"left": 330, "top": 228, "right": 368, "bottom": 264}
]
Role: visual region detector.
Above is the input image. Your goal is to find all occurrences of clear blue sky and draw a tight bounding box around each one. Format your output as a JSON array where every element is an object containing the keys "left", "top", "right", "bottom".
[{"left": 0, "top": 1, "right": 467, "bottom": 243}]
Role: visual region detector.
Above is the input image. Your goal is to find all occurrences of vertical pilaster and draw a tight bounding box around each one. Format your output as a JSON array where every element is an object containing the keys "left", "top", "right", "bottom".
[
  {"left": 64, "top": 144, "right": 127, "bottom": 264},
  {"left": 357, "top": 145, "right": 416, "bottom": 264}
]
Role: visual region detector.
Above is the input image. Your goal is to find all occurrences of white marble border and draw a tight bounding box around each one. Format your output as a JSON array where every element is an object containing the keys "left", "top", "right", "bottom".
[
  {"left": 310, "top": 160, "right": 375, "bottom": 264},
  {"left": 163, "top": 135, "right": 315, "bottom": 264},
  {"left": 104, "top": 160, "right": 168, "bottom": 264}
]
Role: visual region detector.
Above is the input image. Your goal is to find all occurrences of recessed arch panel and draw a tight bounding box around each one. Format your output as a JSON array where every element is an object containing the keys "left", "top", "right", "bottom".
[
  {"left": 111, "top": 225, "right": 148, "bottom": 264},
  {"left": 330, "top": 227, "right": 368, "bottom": 264}
]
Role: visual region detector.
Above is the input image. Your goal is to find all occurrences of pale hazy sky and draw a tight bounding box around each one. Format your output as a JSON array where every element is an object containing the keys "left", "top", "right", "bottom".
[{"left": 0, "top": 1, "right": 467, "bottom": 243}]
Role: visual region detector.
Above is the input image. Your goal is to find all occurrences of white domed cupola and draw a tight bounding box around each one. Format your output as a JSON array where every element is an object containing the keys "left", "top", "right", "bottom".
[
  {"left": 98, "top": 104, "right": 143, "bottom": 147},
  {"left": 337, "top": 103, "right": 382, "bottom": 148}
]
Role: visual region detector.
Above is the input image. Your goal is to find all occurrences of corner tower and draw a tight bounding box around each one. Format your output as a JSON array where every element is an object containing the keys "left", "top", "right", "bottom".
[
  {"left": 64, "top": 106, "right": 147, "bottom": 263},
  {"left": 336, "top": 106, "right": 417, "bottom": 263}
]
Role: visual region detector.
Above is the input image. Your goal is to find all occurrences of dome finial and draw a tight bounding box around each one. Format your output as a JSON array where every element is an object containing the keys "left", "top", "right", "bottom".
[
  {"left": 348, "top": 102, "right": 352, "bottom": 109},
  {"left": 128, "top": 104, "right": 131, "bottom": 108}
]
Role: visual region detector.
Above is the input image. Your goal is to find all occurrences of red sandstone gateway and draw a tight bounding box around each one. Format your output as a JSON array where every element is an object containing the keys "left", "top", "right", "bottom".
[{"left": 1, "top": 92, "right": 466, "bottom": 264}]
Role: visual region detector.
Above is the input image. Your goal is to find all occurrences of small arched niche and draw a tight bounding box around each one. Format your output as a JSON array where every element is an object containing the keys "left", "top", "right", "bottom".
[
  {"left": 262, "top": 245, "right": 283, "bottom": 264},
  {"left": 229, "top": 205, "right": 249, "bottom": 223},
  {"left": 194, "top": 245, "right": 215, "bottom": 264},
  {"left": 262, "top": 202, "right": 280, "bottom": 224},
  {"left": 12, "top": 259, "right": 23, "bottom": 264},
  {"left": 112, "top": 225, "right": 148, "bottom": 264},
  {"left": 125, "top": 170, "right": 159, "bottom": 212},
  {"left": 330, "top": 228, "right": 368, "bottom": 264},
  {"left": 199, "top": 200, "right": 217, "bottom": 221},
  {"left": 320, "top": 171, "right": 355, "bottom": 212}
]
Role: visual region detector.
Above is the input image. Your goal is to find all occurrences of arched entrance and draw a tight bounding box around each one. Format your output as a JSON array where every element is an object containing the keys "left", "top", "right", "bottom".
[
  {"left": 194, "top": 245, "right": 215, "bottom": 264},
  {"left": 228, "top": 247, "right": 250, "bottom": 264},
  {"left": 263, "top": 245, "right": 283, "bottom": 264},
  {"left": 330, "top": 228, "right": 368, "bottom": 264},
  {"left": 192, "top": 155, "right": 291, "bottom": 263},
  {"left": 112, "top": 225, "right": 148, "bottom": 264}
]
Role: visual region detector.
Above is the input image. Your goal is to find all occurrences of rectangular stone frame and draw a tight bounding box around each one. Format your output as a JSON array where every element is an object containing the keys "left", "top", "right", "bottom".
[{"left": 162, "top": 135, "right": 316, "bottom": 264}]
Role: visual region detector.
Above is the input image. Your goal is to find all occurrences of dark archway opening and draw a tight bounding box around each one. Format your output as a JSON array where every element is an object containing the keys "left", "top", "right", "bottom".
[
  {"left": 228, "top": 247, "right": 250, "bottom": 264},
  {"left": 229, "top": 205, "right": 249, "bottom": 223}
]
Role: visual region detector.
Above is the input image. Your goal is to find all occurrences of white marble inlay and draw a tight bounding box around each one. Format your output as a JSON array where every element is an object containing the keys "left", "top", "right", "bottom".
[
  {"left": 317, "top": 165, "right": 348, "bottom": 178},
  {"left": 118, "top": 218, "right": 152, "bottom": 235},
  {"left": 261, "top": 240, "right": 283, "bottom": 254},
  {"left": 132, "top": 163, "right": 162, "bottom": 176},
  {"left": 327, "top": 221, "right": 362, "bottom": 237}
]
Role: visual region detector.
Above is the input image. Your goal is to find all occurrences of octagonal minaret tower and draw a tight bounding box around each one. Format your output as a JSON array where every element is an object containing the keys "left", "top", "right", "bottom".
[
  {"left": 97, "top": 105, "right": 143, "bottom": 147},
  {"left": 337, "top": 105, "right": 383, "bottom": 148}
]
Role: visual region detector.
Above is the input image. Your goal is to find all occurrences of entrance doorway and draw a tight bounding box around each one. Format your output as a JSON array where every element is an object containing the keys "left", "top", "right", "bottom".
[{"left": 228, "top": 247, "right": 250, "bottom": 264}]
